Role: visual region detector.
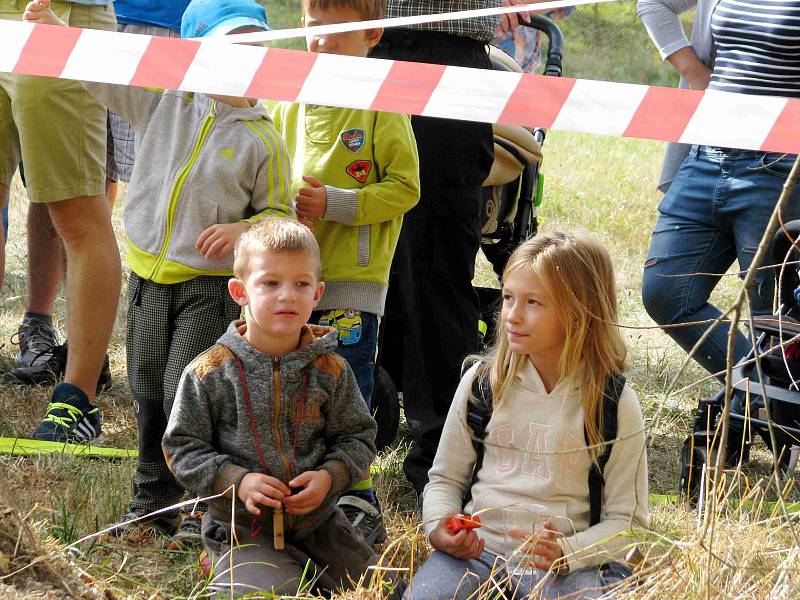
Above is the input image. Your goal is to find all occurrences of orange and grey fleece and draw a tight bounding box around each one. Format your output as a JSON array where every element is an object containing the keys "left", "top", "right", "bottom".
[{"left": 162, "top": 320, "right": 377, "bottom": 537}]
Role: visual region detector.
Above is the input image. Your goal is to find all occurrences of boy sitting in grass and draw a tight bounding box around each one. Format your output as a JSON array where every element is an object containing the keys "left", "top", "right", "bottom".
[
  {"left": 163, "top": 219, "right": 381, "bottom": 596},
  {"left": 270, "top": 0, "right": 420, "bottom": 546}
]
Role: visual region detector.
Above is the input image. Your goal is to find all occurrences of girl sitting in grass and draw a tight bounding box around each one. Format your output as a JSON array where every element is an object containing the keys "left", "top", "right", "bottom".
[{"left": 407, "top": 230, "right": 648, "bottom": 599}]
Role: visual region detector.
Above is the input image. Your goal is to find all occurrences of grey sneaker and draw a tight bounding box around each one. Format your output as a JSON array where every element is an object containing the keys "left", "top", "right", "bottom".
[
  {"left": 170, "top": 511, "right": 204, "bottom": 549},
  {"left": 12, "top": 317, "right": 59, "bottom": 368},
  {"left": 337, "top": 495, "right": 387, "bottom": 546},
  {"left": 4, "top": 342, "right": 112, "bottom": 392},
  {"left": 106, "top": 508, "right": 180, "bottom": 538}
]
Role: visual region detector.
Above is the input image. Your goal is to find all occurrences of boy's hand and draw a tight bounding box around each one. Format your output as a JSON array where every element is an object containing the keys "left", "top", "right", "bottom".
[
  {"left": 23, "top": 0, "right": 65, "bottom": 24},
  {"left": 237, "top": 472, "right": 292, "bottom": 516},
  {"left": 196, "top": 222, "right": 250, "bottom": 261},
  {"left": 530, "top": 521, "right": 565, "bottom": 572},
  {"left": 430, "top": 515, "right": 485, "bottom": 560},
  {"left": 282, "top": 470, "right": 332, "bottom": 515},
  {"left": 295, "top": 176, "right": 327, "bottom": 220}
]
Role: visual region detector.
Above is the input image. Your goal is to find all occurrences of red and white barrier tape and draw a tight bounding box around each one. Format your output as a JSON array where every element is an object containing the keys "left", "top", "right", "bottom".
[{"left": 1, "top": 19, "right": 798, "bottom": 153}]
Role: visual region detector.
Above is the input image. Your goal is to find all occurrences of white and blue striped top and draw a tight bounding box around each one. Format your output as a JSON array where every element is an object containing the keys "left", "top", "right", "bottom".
[{"left": 710, "top": 0, "right": 800, "bottom": 97}]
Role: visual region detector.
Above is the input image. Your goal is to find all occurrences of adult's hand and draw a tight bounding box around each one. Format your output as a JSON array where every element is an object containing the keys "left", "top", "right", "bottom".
[
  {"left": 501, "top": 0, "right": 548, "bottom": 32},
  {"left": 667, "top": 47, "right": 712, "bottom": 90}
]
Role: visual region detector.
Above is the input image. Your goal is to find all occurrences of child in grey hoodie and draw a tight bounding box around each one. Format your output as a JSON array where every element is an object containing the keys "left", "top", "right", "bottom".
[
  {"left": 24, "top": 0, "right": 293, "bottom": 543},
  {"left": 163, "top": 219, "right": 379, "bottom": 597}
]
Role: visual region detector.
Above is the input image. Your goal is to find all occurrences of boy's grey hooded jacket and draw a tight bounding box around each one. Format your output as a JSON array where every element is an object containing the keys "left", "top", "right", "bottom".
[
  {"left": 163, "top": 321, "right": 377, "bottom": 537},
  {"left": 86, "top": 84, "right": 293, "bottom": 284}
]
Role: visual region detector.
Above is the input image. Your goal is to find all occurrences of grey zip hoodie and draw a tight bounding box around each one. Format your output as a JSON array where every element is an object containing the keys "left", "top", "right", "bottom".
[
  {"left": 86, "top": 84, "right": 293, "bottom": 283},
  {"left": 163, "top": 321, "right": 377, "bottom": 537}
]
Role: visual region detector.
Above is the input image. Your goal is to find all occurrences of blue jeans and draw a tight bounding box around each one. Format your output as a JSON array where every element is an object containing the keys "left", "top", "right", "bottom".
[
  {"left": 312, "top": 310, "right": 379, "bottom": 410},
  {"left": 404, "top": 550, "right": 633, "bottom": 600},
  {"left": 642, "top": 146, "right": 800, "bottom": 379}
]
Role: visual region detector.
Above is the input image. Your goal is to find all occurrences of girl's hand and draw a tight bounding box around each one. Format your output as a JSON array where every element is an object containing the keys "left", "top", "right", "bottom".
[
  {"left": 531, "top": 521, "right": 565, "bottom": 572},
  {"left": 282, "top": 470, "right": 333, "bottom": 515},
  {"left": 430, "top": 515, "right": 485, "bottom": 560},
  {"left": 236, "top": 472, "right": 292, "bottom": 516},
  {"left": 196, "top": 222, "right": 250, "bottom": 260}
]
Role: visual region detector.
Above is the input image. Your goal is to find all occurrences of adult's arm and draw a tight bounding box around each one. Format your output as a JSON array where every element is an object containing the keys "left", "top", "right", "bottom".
[{"left": 637, "top": 0, "right": 697, "bottom": 60}]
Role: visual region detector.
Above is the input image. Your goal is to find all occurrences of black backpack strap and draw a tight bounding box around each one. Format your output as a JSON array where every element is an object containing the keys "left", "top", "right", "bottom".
[
  {"left": 586, "top": 373, "right": 626, "bottom": 527},
  {"left": 464, "top": 366, "right": 493, "bottom": 506}
]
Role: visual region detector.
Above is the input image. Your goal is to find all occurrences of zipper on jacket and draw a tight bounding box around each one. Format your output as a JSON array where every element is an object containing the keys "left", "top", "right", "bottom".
[
  {"left": 148, "top": 98, "right": 218, "bottom": 280},
  {"left": 272, "top": 357, "right": 293, "bottom": 482}
]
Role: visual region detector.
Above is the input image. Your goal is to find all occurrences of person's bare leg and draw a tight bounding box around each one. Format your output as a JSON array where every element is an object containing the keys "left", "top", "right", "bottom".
[
  {"left": 106, "top": 178, "right": 117, "bottom": 211},
  {"left": 0, "top": 183, "right": 8, "bottom": 290},
  {"left": 26, "top": 201, "right": 63, "bottom": 315},
  {"left": 47, "top": 194, "right": 121, "bottom": 402}
]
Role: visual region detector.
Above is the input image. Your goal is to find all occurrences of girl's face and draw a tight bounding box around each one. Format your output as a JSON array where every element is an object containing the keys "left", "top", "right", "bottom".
[{"left": 501, "top": 268, "right": 567, "bottom": 369}]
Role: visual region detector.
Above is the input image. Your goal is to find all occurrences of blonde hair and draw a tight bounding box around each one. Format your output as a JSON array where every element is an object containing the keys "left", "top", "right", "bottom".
[
  {"left": 472, "top": 230, "right": 627, "bottom": 463},
  {"left": 302, "top": 0, "right": 385, "bottom": 20},
  {"left": 233, "top": 218, "right": 321, "bottom": 279}
]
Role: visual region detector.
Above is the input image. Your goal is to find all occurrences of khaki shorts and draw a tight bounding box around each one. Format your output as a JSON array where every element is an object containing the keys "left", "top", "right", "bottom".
[{"left": 0, "top": 1, "right": 116, "bottom": 202}]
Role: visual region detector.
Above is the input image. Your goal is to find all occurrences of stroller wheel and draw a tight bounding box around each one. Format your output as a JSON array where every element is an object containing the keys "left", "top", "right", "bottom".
[{"left": 680, "top": 435, "right": 708, "bottom": 504}]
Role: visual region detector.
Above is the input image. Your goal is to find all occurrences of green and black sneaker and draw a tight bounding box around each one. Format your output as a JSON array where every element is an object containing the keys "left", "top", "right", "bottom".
[{"left": 31, "top": 383, "right": 101, "bottom": 443}]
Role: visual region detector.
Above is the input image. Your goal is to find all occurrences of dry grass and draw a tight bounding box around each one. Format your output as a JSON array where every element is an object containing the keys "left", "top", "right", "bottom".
[{"left": 1, "top": 131, "right": 799, "bottom": 598}]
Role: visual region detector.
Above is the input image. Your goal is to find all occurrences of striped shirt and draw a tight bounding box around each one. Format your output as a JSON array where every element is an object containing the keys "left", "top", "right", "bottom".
[
  {"left": 710, "top": 0, "right": 800, "bottom": 97},
  {"left": 386, "top": 1, "right": 501, "bottom": 42}
]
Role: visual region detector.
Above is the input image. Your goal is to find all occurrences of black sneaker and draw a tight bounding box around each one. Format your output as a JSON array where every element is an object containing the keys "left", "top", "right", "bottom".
[
  {"left": 170, "top": 511, "right": 204, "bottom": 549},
  {"left": 31, "top": 383, "right": 101, "bottom": 443},
  {"left": 107, "top": 508, "right": 180, "bottom": 538},
  {"left": 338, "top": 495, "right": 387, "bottom": 546},
  {"left": 4, "top": 343, "right": 112, "bottom": 392},
  {"left": 12, "top": 316, "right": 59, "bottom": 368}
]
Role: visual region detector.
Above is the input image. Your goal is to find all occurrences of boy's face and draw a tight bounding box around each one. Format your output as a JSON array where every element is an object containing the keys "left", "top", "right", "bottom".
[
  {"left": 229, "top": 250, "right": 324, "bottom": 345},
  {"left": 302, "top": 4, "right": 383, "bottom": 57}
]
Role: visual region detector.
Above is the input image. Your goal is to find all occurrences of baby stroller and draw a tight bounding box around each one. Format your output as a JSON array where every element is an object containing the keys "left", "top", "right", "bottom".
[
  {"left": 371, "top": 16, "right": 564, "bottom": 451},
  {"left": 680, "top": 221, "right": 800, "bottom": 500}
]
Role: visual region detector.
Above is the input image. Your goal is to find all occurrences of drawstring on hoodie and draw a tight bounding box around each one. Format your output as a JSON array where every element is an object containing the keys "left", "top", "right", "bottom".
[
  {"left": 132, "top": 276, "right": 144, "bottom": 307},
  {"left": 235, "top": 355, "right": 310, "bottom": 539}
]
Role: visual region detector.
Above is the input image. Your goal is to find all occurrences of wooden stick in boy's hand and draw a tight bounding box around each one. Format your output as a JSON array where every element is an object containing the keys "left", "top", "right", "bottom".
[{"left": 274, "top": 506, "right": 285, "bottom": 551}]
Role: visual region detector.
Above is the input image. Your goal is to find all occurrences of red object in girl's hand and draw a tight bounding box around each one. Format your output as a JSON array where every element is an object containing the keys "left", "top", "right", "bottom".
[{"left": 446, "top": 514, "right": 481, "bottom": 534}]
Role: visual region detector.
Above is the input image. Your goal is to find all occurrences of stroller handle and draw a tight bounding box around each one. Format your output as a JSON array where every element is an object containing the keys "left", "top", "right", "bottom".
[{"left": 519, "top": 15, "right": 564, "bottom": 78}]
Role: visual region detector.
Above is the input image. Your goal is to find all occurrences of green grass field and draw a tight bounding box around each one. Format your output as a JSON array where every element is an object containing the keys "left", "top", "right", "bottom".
[{"left": 2, "top": 3, "right": 800, "bottom": 598}]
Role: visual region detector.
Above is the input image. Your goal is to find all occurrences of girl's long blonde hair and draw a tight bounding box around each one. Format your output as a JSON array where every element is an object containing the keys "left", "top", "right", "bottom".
[{"left": 472, "top": 230, "right": 627, "bottom": 463}]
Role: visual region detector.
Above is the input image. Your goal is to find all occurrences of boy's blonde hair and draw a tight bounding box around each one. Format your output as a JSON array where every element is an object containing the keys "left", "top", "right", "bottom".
[
  {"left": 302, "top": 0, "right": 385, "bottom": 20},
  {"left": 474, "top": 230, "right": 627, "bottom": 463},
  {"left": 233, "top": 218, "right": 321, "bottom": 279}
]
